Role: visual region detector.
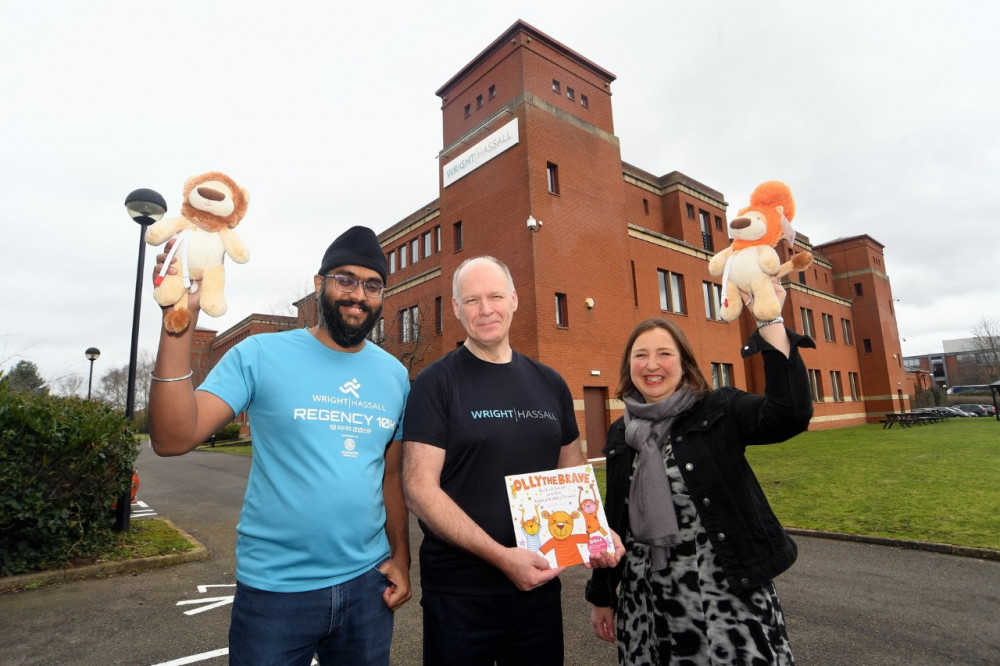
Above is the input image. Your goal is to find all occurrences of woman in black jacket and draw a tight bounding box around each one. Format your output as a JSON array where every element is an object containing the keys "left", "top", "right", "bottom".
[{"left": 586, "top": 309, "right": 814, "bottom": 665}]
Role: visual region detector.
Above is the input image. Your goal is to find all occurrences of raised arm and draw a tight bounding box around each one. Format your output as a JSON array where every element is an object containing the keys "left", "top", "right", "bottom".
[
  {"left": 147, "top": 251, "right": 234, "bottom": 456},
  {"left": 402, "top": 440, "right": 563, "bottom": 591}
]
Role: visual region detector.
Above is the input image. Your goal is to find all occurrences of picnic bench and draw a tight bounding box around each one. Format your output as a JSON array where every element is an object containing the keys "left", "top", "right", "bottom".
[{"left": 880, "top": 412, "right": 942, "bottom": 428}]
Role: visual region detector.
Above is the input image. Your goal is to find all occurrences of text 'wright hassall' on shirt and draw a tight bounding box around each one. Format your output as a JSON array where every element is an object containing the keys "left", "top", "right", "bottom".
[
  {"left": 404, "top": 345, "right": 579, "bottom": 595},
  {"left": 199, "top": 328, "right": 409, "bottom": 593}
]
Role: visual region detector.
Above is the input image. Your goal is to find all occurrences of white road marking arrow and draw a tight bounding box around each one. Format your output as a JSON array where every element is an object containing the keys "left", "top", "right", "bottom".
[{"left": 176, "top": 595, "right": 234, "bottom": 616}]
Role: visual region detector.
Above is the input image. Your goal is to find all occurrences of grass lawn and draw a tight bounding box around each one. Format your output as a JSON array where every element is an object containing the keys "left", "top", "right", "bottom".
[
  {"left": 202, "top": 420, "right": 1000, "bottom": 550},
  {"left": 109, "top": 518, "right": 197, "bottom": 560},
  {"left": 594, "top": 417, "right": 1000, "bottom": 551},
  {"left": 199, "top": 442, "right": 253, "bottom": 456}
]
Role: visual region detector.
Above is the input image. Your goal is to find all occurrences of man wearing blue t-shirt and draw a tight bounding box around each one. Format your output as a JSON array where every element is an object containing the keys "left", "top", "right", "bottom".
[
  {"left": 148, "top": 226, "right": 410, "bottom": 665},
  {"left": 403, "top": 256, "right": 623, "bottom": 665}
]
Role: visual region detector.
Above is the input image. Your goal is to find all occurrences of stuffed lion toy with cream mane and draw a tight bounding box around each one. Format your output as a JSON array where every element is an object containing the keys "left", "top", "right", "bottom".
[{"left": 145, "top": 171, "right": 250, "bottom": 333}]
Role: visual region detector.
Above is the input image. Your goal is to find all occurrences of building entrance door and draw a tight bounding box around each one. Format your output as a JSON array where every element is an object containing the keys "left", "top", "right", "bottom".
[{"left": 583, "top": 386, "right": 609, "bottom": 460}]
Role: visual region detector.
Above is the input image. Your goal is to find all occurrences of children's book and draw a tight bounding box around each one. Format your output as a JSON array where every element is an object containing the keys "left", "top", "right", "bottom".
[{"left": 504, "top": 463, "right": 613, "bottom": 567}]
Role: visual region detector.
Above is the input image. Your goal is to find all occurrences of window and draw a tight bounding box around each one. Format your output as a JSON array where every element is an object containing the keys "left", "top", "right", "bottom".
[
  {"left": 863, "top": 338, "right": 873, "bottom": 354},
  {"left": 580, "top": 94, "right": 588, "bottom": 108},
  {"left": 714, "top": 215, "right": 723, "bottom": 232},
  {"left": 399, "top": 243, "right": 408, "bottom": 269},
  {"left": 400, "top": 306, "right": 419, "bottom": 343},
  {"left": 555, "top": 293, "right": 568, "bottom": 326},
  {"left": 685, "top": 203, "right": 695, "bottom": 219},
  {"left": 699, "top": 210, "right": 711, "bottom": 231},
  {"left": 658, "top": 270, "right": 686, "bottom": 314},
  {"left": 703, "top": 281, "right": 723, "bottom": 321},
  {"left": 630, "top": 261, "right": 638, "bottom": 307},
  {"left": 800, "top": 307, "right": 815, "bottom": 338},
  {"left": 808, "top": 369, "right": 824, "bottom": 402},
  {"left": 423, "top": 231, "right": 433, "bottom": 257},
  {"left": 848, "top": 372, "right": 860, "bottom": 400},
  {"left": 389, "top": 250, "right": 396, "bottom": 274},
  {"left": 435, "top": 225, "right": 442, "bottom": 252},
  {"left": 368, "top": 317, "right": 385, "bottom": 345},
  {"left": 546, "top": 162, "right": 559, "bottom": 195},
  {"left": 464, "top": 103, "right": 471, "bottom": 118},
  {"left": 434, "top": 296, "right": 443, "bottom": 335},
  {"left": 711, "top": 363, "right": 734, "bottom": 389},
  {"left": 698, "top": 210, "right": 714, "bottom": 252},
  {"left": 567, "top": 87, "right": 575, "bottom": 101},
  {"left": 476, "top": 94, "right": 483, "bottom": 109},
  {"left": 853, "top": 282, "right": 863, "bottom": 297},
  {"left": 410, "top": 238, "right": 420, "bottom": 264},
  {"left": 489, "top": 84, "right": 496, "bottom": 99},
  {"left": 822, "top": 313, "right": 836, "bottom": 342},
  {"left": 642, "top": 198, "right": 649, "bottom": 215},
  {"left": 552, "top": 79, "right": 561, "bottom": 93},
  {"left": 453, "top": 221, "right": 463, "bottom": 251},
  {"left": 830, "top": 371, "right": 844, "bottom": 402}
]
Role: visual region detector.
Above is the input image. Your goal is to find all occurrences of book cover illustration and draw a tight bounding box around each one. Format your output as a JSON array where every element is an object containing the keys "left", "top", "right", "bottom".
[{"left": 504, "top": 463, "right": 613, "bottom": 568}]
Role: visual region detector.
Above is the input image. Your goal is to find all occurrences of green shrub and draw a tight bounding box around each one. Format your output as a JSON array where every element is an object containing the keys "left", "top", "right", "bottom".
[
  {"left": 913, "top": 385, "right": 946, "bottom": 408},
  {"left": 217, "top": 422, "right": 242, "bottom": 441},
  {"left": 0, "top": 375, "right": 138, "bottom": 576}
]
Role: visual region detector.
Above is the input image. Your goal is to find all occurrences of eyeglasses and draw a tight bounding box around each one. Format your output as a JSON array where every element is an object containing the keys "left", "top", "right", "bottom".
[{"left": 325, "top": 273, "right": 386, "bottom": 298}]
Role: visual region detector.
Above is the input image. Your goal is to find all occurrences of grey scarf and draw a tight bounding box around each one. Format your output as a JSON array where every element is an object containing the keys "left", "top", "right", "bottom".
[{"left": 623, "top": 387, "right": 698, "bottom": 571}]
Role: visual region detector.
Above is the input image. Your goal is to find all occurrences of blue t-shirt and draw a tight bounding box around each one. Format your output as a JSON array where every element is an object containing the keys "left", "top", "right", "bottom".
[{"left": 199, "top": 328, "right": 409, "bottom": 593}]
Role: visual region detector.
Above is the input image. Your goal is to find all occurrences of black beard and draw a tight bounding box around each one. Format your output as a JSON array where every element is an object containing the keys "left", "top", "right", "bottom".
[{"left": 319, "top": 288, "right": 382, "bottom": 348}]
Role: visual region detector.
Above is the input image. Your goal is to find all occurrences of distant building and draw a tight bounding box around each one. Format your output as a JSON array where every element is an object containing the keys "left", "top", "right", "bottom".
[
  {"left": 203, "top": 20, "right": 909, "bottom": 451},
  {"left": 904, "top": 336, "right": 1000, "bottom": 392}
]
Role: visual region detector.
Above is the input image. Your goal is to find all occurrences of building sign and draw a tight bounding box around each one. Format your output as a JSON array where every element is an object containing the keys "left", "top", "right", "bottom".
[{"left": 442, "top": 118, "right": 519, "bottom": 187}]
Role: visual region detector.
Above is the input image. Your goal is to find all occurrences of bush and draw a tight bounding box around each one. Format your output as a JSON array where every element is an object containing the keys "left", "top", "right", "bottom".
[
  {"left": 913, "top": 386, "right": 946, "bottom": 408},
  {"left": 217, "top": 422, "right": 242, "bottom": 441},
  {"left": 203, "top": 422, "right": 242, "bottom": 446},
  {"left": 0, "top": 375, "right": 138, "bottom": 576}
]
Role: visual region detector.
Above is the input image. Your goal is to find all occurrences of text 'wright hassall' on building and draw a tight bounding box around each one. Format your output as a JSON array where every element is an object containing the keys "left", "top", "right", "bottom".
[{"left": 195, "top": 20, "right": 910, "bottom": 456}]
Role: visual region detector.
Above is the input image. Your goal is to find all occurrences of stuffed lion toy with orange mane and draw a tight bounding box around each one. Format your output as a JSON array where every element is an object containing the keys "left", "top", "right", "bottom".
[
  {"left": 707, "top": 180, "right": 812, "bottom": 322},
  {"left": 145, "top": 171, "right": 250, "bottom": 333}
]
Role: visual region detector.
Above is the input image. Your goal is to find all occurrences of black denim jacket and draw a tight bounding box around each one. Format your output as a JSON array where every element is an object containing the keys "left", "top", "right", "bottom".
[{"left": 586, "top": 328, "right": 815, "bottom": 607}]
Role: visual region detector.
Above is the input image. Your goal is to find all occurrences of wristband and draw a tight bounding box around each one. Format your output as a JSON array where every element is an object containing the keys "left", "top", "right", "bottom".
[{"left": 756, "top": 316, "right": 784, "bottom": 329}]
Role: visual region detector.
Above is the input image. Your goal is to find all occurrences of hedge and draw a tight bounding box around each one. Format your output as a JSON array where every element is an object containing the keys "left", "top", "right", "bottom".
[{"left": 0, "top": 375, "right": 138, "bottom": 576}]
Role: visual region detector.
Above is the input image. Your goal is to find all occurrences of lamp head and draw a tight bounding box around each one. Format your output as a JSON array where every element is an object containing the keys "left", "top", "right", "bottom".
[
  {"left": 85, "top": 347, "right": 101, "bottom": 361},
  {"left": 125, "top": 188, "right": 167, "bottom": 226}
]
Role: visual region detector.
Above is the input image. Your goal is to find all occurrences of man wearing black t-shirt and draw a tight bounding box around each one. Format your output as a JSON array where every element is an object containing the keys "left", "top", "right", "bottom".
[{"left": 403, "top": 256, "right": 622, "bottom": 665}]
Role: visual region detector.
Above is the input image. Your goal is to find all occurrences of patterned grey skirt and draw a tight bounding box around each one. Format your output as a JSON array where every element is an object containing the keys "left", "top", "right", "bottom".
[{"left": 615, "top": 446, "right": 794, "bottom": 665}]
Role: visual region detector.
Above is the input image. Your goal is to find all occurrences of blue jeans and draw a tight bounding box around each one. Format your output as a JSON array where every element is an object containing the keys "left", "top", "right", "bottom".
[{"left": 229, "top": 567, "right": 393, "bottom": 665}]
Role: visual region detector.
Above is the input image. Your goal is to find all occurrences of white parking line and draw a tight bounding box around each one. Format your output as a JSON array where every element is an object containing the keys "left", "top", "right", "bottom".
[{"left": 150, "top": 647, "right": 228, "bottom": 665}]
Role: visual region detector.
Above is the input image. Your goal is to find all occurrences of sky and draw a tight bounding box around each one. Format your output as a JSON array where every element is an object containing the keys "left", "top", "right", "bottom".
[{"left": 2, "top": 0, "right": 998, "bottom": 393}]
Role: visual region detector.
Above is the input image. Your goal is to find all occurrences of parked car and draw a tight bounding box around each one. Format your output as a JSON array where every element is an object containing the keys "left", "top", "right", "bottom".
[
  {"left": 940, "top": 406, "right": 971, "bottom": 417},
  {"left": 979, "top": 404, "right": 997, "bottom": 416},
  {"left": 954, "top": 404, "right": 989, "bottom": 417}
]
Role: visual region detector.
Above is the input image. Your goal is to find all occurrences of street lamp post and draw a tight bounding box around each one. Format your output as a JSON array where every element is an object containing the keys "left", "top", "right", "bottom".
[
  {"left": 120, "top": 188, "right": 168, "bottom": 532},
  {"left": 85, "top": 347, "right": 100, "bottom": 400}
]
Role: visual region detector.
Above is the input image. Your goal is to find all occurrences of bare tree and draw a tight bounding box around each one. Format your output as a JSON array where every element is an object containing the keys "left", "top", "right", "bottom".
[
  {"left": 95, "top": 353, "right": 156, "bottom": 413},
  {"left": 57, "top": 373, "right": 85, "bottom": 397},
  {"left": 96, "top": 365, "right": 129, "bottom": 411},
  {"left": 969, "top": 317, "right": 1000, "bottom": 383},
  {"left": 378, "top": 296, "right": 439, "bottom": 375}
]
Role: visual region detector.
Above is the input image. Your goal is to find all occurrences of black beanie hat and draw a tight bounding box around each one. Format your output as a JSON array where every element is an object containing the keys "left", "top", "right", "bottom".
[{"left": 318, "top": 226, "right": 388, "bottom": 283}]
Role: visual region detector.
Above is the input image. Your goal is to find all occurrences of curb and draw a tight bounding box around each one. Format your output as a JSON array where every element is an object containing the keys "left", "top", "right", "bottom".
[
  {"left": 0, "top": 518, "right": 210, "bottom": 594},
  {"left": 785, "top": 527, "right": 1000, "bottom": 561}
]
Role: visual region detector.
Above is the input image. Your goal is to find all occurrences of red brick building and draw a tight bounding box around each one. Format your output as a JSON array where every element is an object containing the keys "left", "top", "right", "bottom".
[{"left": 206, "top": 20, "right": 908, "bottom": 453}]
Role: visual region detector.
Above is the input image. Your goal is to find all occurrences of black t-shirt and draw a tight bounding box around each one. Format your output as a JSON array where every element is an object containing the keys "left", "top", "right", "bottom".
[{"left": 403, "top": 345, "right": 580, "bottom": 594}]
